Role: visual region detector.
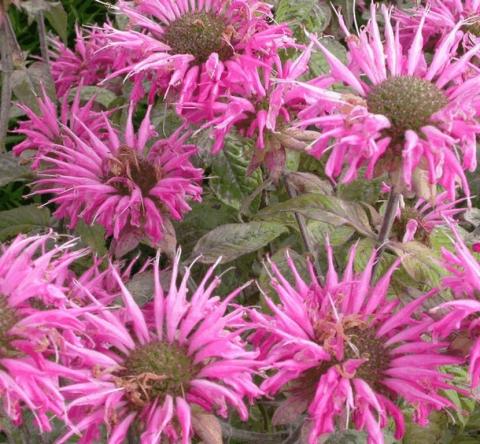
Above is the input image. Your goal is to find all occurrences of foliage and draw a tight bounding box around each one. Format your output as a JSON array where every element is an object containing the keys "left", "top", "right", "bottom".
[{"left": 0, "top": 0, "right": 479, "bottom": 443}]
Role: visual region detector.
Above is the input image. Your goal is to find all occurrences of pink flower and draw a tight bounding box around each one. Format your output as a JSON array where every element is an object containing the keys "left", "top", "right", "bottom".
[
  {"left": 191, "top": 47, "right": 314, "bottom": 178},
  {"left": 251, "top": 244, "right": 461, "bottom": 444},
  {"left": 390, "top": 192, "right": 465, "bottom": 244},
  {"left": 102, "top": 0, "right": 292, "bottom": 114},
  {"left": 32, "top": 106, "right": 203, "bottom": 249},
  {"left": 58, "top": 252, "right": 261, "bottom": 443},
  {"left": 13, "top": 89, "right": 106, "bottom": 169},
  {"left": 431, "top": 226, "right": 480, "bottom": 387},
  {"left": 50, "top": 25, "right": 125, "bottom": 98},
  {"left": 0, "top": 234, "right": 88, "bottom": 432},
  {"left": 396, "top": 0, "right": 480, "bottom": 49},
  {"left": 296, "top": 5, "right": 480, "bottom": 200}
]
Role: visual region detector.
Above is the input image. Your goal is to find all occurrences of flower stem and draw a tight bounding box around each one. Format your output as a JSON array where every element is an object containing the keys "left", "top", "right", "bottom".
[
  {"left": 283, "top": 174, "right": 323, "bottom": 279},
  {"left": 373, "top": 188, "right": 401, "bottom": 274},
  {"left": 0, "top": 16, "right": 13, "bottom": 152}
]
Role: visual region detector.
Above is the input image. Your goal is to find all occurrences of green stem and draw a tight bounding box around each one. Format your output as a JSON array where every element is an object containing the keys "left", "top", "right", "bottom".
[{"left": 0, "top": 15, "right": 13, "bottom": 152}]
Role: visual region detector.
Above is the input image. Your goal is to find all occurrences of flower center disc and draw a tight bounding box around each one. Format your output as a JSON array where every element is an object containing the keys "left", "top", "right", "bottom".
[
  {"left": 106, "top": 147, "right": 159, "bottom": 195},
  {"left": 367, "top": 76, "right": 447, "bottom": 139},
  {"left": 342, "top": 327, "right": 390, "bottom": 387},
  {"left": 0, "top": 295, "right": 19, "bottom": 356},
  {"left": 163, "top": 12, "right": 232, "bottom": 63},
  {"left": 464, "top": 17, "right": 480, "bottom": 37},
  {"left": 117, "top": 341, "right": 197, "bottom": 407}
]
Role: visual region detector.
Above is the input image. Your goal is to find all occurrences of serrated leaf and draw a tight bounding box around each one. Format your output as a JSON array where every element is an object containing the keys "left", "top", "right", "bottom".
[
  {"left": 257, "top": 193, "right": 374, "bottom": 237},
  {"left": 75, "top": 221, "right": 107, "bottom": 256},
  {"left": 0, "top": 152, "right": 31, "bottom": 187},
  {"left": 0, "top": 205, "right": 51, "bottom": 241},
  {"left": 209, "top": 135, "right": 262, "bottom": 211},
  {"left": 68, "top": 86, "right": 118, "bottom": 109},
  {"left": 192, "top": 222, "right": 288, "bottom": 264},
  {"left": 44, "top": 2, "right": 67, "bottom": 42}
]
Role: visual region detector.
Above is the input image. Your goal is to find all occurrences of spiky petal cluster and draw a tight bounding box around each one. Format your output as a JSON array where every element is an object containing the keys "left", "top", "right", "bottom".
[
  {"left": 432, "top": 226, "right": 480, "bottom": 387},
  {"left": 50, "top": 25, "right": 125, "bottom": 98},
  {"left": 396, "top": 0, "right": 480, "bottom": 48},
  {"left": 296, "top": 5, "right": 480, "bottom": 200},
  {"left": 103, "top": 0, "right": 292, "bottom": 115},
  {"left": 32, "top": 106, "right": 203, "bottom": 247},
  {"left": 193, "top": 48, "right": 313, "bottom": 177},
  {"left": 0, "top": 234, "right": 88, "bottom": 432},
  {"left": 58, "top": 252, "right": 261, "bottom": 443},
  {"left": 13, "top": 90, "right": 106, "bottom": 168},
  {"left": 251, "top": 244, "right": 460, "bottom": 444},
  {"left": 390, "top": 191, "right": 465, "bottom": 244}
]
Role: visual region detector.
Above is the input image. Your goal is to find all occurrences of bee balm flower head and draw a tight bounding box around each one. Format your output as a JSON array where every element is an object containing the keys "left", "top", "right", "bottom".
[
  {"left": 251, "top": 243, "right": 461, "bottom": 444},
  {"left": 58, "top": 252, "right": 261, "bottom": 443}
]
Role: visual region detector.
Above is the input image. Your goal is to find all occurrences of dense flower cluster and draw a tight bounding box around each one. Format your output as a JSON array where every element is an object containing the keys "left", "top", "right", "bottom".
[
  {"left": 58, "top": 253, "right": 260, "bottom": 443},
  {"left": 295, "top": 4, "right": 480, "bottom": 199},
  {"left": 6, "top": 0, "right": 480, "bottom": 442},
  {"left": 250, "top": 245, "right": 460, "bottom": 443},
  {"left": 29, "top": 106, "right": 203, "bottom": 249},
  {"left": 103, "top": 0, "right": 293, "bottom": 112}
]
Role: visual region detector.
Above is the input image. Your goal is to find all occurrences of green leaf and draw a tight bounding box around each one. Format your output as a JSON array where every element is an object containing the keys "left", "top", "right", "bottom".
[
  {"left": 337, "top": 175, "right": 384, "bottom": 205},
  {"left": 324, "top": 430, "right": 367, "bottom": 444},
  {"left": 68, "top": 86, "right": 118, "bottom": 109},
  {"left": 192, "top": 222, "right": 288, "bottom": 264},
  {"left": 390, "top": 241, "right": 445, "bottom": 288},
  {"left": 44, "top": 2, "right": 68, "bottom": 42},
  {"left": 174, "top": 195, "right": 238, "bottom": 257},
  {"left": 0, "top": 205, "right": 51, "bottom": 241},
  {"left": 0, "top": 152, "right": 31, "bottom": 187},
  {"left": 75, "top": 221, "right": 107, "bottom": 256},
  {"left": 256, "top": 193, "right": 374, "bottom": 237},
  {"left": 402, "top": 411, "right": 451, "bottom": 444},
  {"left": 276, "top": 0, "right": 332, "bottom": 37},
  {"left": 209, "top": 134, "right": 262, "bottom": 211},
  {"left": 18, "top": 0, "right": 67, "bottom": 41},
  {"left": 308, "top": 220, "right": 355, "bottom": 246},
  {"left": 12, "top": 61, "right": 56, "bottom": 112}
]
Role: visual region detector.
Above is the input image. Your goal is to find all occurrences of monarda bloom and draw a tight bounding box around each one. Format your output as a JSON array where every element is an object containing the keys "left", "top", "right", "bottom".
[
  {"left": 32, "top": 107, "right": 203, "bottom": 251},
  {"left": 297, "top": 5, "right": 480, "bottom": 200},
  {"left": 58, "top": 253, "right": 261, "bottom": 443},
  {"left": 13, "top": 90, "right": 105, "bottom": 169},
  {"left": 431, "top": 226, "right": 480, "bottom": 387},
  {"left": 389, "top": 191, "right": 465, "bottom": 245},
  {"left": 251, "top": 244, "right": 461, "bottom": 444},
  {"left": 103, "top": 0, "right": 292, "bottom": 114},
  {"left": 50, "top": 25, "right": 124, "bottom": 98},
  {"left": 0, "top": 234, "right": 87, "bottom": 432},
  {"left": 396, "top": 0, "right": 480, "bottom": 49},
  {"left": 194, "top": 48, "right": 315, "bottom": 179}
]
